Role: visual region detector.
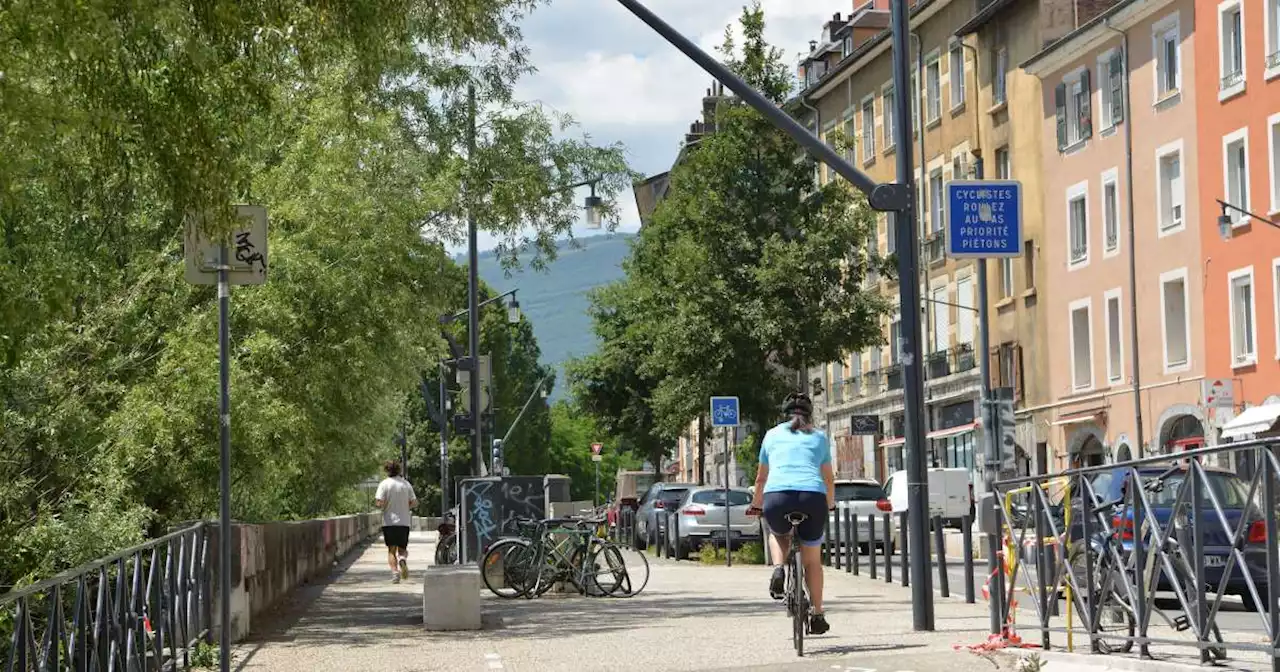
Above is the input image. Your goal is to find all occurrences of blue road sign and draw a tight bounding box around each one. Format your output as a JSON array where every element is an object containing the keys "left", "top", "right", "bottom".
[
  {"left": 946, "top": 180, "right": 1023, "bottom": 258},
  {"left": 709, "top": 396, "right": 740, "bottom": 427}
]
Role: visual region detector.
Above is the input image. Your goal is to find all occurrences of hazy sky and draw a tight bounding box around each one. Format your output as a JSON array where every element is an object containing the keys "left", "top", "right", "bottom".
[{"left": 468, "top": 0, "right": 849, "bottom": 252}]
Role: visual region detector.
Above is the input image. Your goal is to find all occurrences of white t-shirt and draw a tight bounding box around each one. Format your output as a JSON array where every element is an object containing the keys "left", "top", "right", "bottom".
[{"left": 375, "top": 477, "right": 416, "bottom": 527}]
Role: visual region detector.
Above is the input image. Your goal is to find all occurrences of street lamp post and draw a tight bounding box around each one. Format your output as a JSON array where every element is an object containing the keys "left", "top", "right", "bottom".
[{"left": 614, "top": 0, "right": 931, "bottom": 630}]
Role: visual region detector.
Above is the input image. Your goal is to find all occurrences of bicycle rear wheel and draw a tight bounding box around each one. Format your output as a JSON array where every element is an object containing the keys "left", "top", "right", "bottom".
[
  {"left": 481, "top": 539, "right": 536, "bottom": 599},
  {"left": 792, "top": 554, "right": 806, "bottom": 657}
]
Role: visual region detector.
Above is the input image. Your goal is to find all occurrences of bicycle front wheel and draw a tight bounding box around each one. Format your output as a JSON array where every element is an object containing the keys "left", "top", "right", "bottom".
[{"left": 481, "top": 539, "right": 537, "bottom": 599}]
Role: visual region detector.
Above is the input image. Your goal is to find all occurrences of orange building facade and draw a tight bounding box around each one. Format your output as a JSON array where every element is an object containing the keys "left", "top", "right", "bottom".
[{"left": 1193, "top": 0, "right": 1280, "bottom": 446}]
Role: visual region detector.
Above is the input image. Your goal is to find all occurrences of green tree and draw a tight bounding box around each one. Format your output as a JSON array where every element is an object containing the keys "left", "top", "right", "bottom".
[
  {"left": 545, "top": 402, "right": 640, "bottom": 503},
  {"left": 573, "top": 3, "right": 889, "bottom": 464}
]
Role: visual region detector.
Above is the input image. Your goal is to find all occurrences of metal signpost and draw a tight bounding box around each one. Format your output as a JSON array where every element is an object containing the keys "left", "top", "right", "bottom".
[
  {"left": 709, "top": 397, "right": 739, "bottom": 567},
  {"left": 592, "top": 442, "right": 603, "bottom": 507},
  {"left": 183, "top": 205, "right": 268, "bottom": 672},
  {"left": 945, "top": 179, "right": 1022, "bottom": 634}
]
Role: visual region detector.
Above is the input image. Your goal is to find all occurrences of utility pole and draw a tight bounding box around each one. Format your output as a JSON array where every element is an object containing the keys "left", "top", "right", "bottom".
[
  {"left": 439, "top": 361, "right": 451, "bottom": 513},
  {"left": 890, "top": 0, "right": 935, "bottom": 631},
  {"left": 465, "top": 83, "right": 483, "bottom": 476},
  {"left": 216, "top": 244, "right": 232, "bottom": 672}
]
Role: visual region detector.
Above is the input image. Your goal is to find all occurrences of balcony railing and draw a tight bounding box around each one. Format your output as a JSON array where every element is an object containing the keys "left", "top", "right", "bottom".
[
  {"left": 924, "top": 231, "right": 946, "bottom": 267},
  {"left": 926, "top": 350, "right": 951, "bottom": 378},
  {"left": 925, "top": 344, "right": 977, "bottom": 380},
  {"left": 885, "top": 365, "right": 903, "bottom": 391},
  {"left": 1268, "top": 49, "right": 1280, "bottom": 70},
  {"left": 1220, "top": 68, "right": 1244, "bottom": 91}
]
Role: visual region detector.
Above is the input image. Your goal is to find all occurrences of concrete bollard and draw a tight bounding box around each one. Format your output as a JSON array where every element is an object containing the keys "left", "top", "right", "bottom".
[{"left": 423, "top": 565, "right": 482, "bottom": 631}]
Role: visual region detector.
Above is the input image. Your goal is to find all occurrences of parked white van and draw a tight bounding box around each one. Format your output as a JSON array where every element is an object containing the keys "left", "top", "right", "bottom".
[{"left": 882, "top": 467, "right": 972, "bottom": 526}]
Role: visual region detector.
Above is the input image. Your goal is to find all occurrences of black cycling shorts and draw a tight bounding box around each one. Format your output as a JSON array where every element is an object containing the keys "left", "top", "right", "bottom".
[
  {"left": 383, "top": 525, "right": 410, "bottom": 549},
  {"left": 762, "top": 490, "right": 828, "bottom": 547}
]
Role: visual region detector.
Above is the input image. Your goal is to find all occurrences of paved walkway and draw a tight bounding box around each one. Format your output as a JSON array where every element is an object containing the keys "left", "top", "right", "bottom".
[
  {"left": 232, "top": 531, "right": 1274, "bottom": 672},
  {"left": 233, "top": 531, "right": 1017, "bottom": 672}
]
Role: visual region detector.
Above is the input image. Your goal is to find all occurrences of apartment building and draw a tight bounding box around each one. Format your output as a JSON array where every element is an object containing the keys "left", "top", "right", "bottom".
[
  {"left": 1192, "top": 0, "right": 1280, "bottom": 450},
  {"left": 1024, "top": 0, "right": 1208, "bottom": 468},
  {"left": 798, "top": 0, "right": 990, "bottom": 487}
]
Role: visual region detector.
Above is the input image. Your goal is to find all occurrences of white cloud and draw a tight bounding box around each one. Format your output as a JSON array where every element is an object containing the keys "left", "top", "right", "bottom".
[{"left": 454, "top": 0, "right": 851, "bottom": 254}]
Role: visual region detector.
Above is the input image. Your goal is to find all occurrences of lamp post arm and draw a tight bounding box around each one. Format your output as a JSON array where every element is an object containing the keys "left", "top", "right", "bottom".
[
  {"left": 1218, "top": 199, "right": 1280, "bottom": 229},
  {"left": 442, "top": 288, "right": 519, "bottom": 323}
]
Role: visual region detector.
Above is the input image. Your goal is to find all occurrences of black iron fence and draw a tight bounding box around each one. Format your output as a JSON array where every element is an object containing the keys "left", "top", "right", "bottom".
[
  {"left": 2, "top": 523, "right": 210, "bottom": 671},
  {"left": 990, "top": 439, "right": 1280, "bottom": 668}
]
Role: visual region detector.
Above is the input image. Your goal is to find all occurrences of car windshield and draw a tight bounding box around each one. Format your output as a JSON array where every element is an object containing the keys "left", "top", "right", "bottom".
[
  {"left": 689, "top": 490, "right": 752, "bottom": 506},
  {"left": 835, "top": 483, "right": 886, "bottom": 501},
  {"left": 1145, "top": 471, "right": 1254, "bottom": 509},
  {"left": 659, "top": 488, "right": 690, "bottom": 502}
]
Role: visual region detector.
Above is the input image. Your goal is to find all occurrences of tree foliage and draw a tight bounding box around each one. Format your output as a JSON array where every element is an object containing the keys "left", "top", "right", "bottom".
[
  {"left": 570, "top": 3, "right": 889, "bottom": 470},
  {"left": 0, "top": 0, "right": 631, "bottom": 590}
]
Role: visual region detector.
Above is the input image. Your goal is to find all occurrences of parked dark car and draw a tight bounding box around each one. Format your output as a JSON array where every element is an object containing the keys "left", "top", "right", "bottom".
[
  {"left": 1062, "top": 464, "right": 1270, "bottom": 610},
  {"left": 633, "top": 482, "right": 694, "bottom": 549}
]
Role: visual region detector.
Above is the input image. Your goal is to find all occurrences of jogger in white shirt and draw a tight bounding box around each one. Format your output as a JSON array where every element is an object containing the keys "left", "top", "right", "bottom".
[{"left": 374, "top": 460, "right": 418, "bottom": 583}]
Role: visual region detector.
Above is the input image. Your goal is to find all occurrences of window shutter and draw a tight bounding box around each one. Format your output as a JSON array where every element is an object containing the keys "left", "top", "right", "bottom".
[
  {"left": 1110, "top": 51, "right": 1124, "bottom": 124},
  {"left": 1013, "top": 344, "right": 1024, "bottom": 404},
  {"left": 989, "top": 347, "right": 1002, "bottom": 387},
  {"left": 1079, "top": 69, "right": 1093, "bottom": 139},
  {"left": 1054, "top": 83, "right": 1067, "bottom": 150}
]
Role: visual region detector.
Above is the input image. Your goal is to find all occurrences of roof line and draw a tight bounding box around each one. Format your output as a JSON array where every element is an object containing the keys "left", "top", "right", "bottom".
[
  {"left": 795, "top": 0, "right": 938, "bottom": 102},
  {"left": 954, "top": 0, "right": 1017, "bottom": 38},
  {"left": 1021, "top": 0, "right": 1137, "bottom": 70}
]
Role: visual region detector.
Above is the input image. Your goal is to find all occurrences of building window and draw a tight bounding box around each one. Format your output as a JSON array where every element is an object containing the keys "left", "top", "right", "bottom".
[
  {"left": 1154, "top": 16, "right": 1181, "bottom": 101},
  {"left": 883, "top": 85, "right": 896, "bottom": 149},
  {"left": 1268, "top": 0, "right": 1280, "bottom": 75},
  {"left": 931, "top": 285, "right": 949, "bottom": 353},
  {"left": 929, "top": 168, "right": 944, "bottom": 233},
  {"left": 1157, "top": 141, "right": 1185, "bottom": 233},
  {"left": 949, "top": 41, "right": 966, "bottom": 111},
  {"left": 1023, "top": 239, "right": 1035, "bottom": 290},
  {"left": 1219, "top": 1, "right": 1245, "bottom": 96},
  {"left": 1067, "top": 183, "right": 1088, "bottom": 267},
  {"left": 1069, "top": 299, "right": 1094, "bottom": 392},
  {"left": 1224, "top": 128, "right": 1250, "bottom": 227},
  {"left": 952, "top": 152, "right": 969, "bottom": 181},
  {"left": 993, "top": 47, "right": 1008, "bottom": 105},
  {"left": 1000, "top": 258, "right": 1015, "bottom": 298},
  {"left": 885, "top": 214, "right": 896, "bottom": 255},
  {"left": 889, "top": 318, "right": 902, "bottom": 365},
  {"left": 1098, "top": 49, "right": 1124, "bottom": 131},
  {"left": 1102, "top": 169, "right": 1120, "bottom": 254},
  {"left": 925, "top": 54, "right": 941, "bottom": 124},
  {"left": 1055, "top": 70, "right": 1092, "bottom": 150},
  {"left": 1160, "top": 268, "right": 1190, "bottom": 371},
  {"left": 1229, "top": 267, "right": 1257, "bottom": 366},
  {"left": 1273, "top": 259, "right": 1280, "bottom": 359},
  {"left": 1105, "top": 289, "right": 1123, "bottom": 383},
  {"left": 1270, "top": 113, "right": 1280, "bottom": 214},
  {"left": 993, "top": 148, "right": 1010, "bottom": 182},
  {"left": 957, "top": 275, "right": 974, "bottom": 344},
  {"left": 862, "top": 96, "right": 876, "bottom": 162}
]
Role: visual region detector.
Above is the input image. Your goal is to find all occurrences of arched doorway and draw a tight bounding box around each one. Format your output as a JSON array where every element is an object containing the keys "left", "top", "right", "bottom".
[
  {"left": 1160, "top": 414, "right": 1205, "bottom": 454},
  {"left": 1073, "top": 435, "right": 1107, "bottom": 468},
  {"left": 1114, "top": 442, "right": 1132, "bottom": 463}
]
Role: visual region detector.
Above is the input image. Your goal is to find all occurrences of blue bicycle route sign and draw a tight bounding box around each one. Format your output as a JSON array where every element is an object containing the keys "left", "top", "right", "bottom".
[
  {"left": 709, "top": 396, "right": 740, "bottom": 427},
  {"left": 946, "top": 180, "right": 1023, "bottom": 259}
]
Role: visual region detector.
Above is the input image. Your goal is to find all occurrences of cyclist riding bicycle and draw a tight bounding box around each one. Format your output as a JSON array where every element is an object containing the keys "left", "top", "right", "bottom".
[{"left": 748, "top": 391, "right": 835, "bottom": 635}]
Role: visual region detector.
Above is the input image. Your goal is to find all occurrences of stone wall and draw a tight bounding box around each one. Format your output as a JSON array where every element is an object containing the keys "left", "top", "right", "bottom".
[{"left": 210, "top": 512, "right": 382, "bottom": 642}]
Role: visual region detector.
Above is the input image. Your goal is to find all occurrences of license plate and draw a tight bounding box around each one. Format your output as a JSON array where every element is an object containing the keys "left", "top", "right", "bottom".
[
  {"left": 1204, "top": 555, "right": 1226, "bottom": 567},
  {"left": 711, "top": 530, "right": 741, "bottom": 539}
]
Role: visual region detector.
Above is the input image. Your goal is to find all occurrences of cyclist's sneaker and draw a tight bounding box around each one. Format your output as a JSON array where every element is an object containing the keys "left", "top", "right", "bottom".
[
  {"left": 768, "top": 566, "right": 785, "bottom": 600},
  {"left": 809, "top": 612, "right": 830, "bottom": 635}
]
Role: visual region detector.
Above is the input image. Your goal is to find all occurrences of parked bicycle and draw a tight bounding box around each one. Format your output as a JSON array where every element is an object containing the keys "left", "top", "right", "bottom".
[
  {"left": 480, "top": 514, "right": 648, "bottom": 600},
  {"left": 434, "top": 511, "right": 458, "bottom": 565}
]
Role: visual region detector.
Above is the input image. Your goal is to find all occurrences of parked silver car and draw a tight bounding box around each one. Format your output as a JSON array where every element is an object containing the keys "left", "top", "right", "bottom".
[
  {"left": 829, "top": 479, "right": 895, "bottom": 551},
  {"left": 672, "top": 486, "right": 761, "bottom": 558},
  {"left": 633, "top": 482, "right": 694, "bottom": 549}
]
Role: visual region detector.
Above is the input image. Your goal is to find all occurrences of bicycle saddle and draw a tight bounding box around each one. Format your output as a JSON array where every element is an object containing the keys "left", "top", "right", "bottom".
[{"left": 785, "top": 512, "right": 809, "bottom": 525}]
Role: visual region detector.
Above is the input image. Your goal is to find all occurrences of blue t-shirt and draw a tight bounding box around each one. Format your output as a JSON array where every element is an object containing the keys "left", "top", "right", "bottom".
[{"left": 759, "top": 422, "right": 830, "bottom": 494}]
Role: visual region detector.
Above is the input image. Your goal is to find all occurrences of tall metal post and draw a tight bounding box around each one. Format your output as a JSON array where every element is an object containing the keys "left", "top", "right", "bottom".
[
  {"left": 439, "top": 361, "right": 450, "bottom": 513},
  {"left": 465, "top": 83, "right": 483, "bottom": 476},
  {"left": 217, "top": 246, "right": 232, "bottom": 672},
  {"left": 724, "top": 428, "right": 732, "bottom": 567},
  {"left": 890, "top": 0, "right": 935, "bottom": 631},
  {"left": 973, "top": 158, "right": 1004, "bottom": 634}
]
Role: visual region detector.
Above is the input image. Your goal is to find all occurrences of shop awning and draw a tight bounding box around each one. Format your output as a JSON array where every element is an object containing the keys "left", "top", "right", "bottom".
[
  {"left": 1051, "top": 408, "right": 1106, "bottom": 427},
  {"left": 1221, "top": 403, "right": 1280, "bottom": 440},
  {"left": 880, "top": 437, "right": 906, "bottom": 448},
  {"left": 927, "top": 422, "right": 978, "bottom": 440}
]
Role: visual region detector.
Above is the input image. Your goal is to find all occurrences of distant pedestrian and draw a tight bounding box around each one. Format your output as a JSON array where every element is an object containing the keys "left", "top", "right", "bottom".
[{"left": 375, "top": 460, "right": 417, "bottom": 583}]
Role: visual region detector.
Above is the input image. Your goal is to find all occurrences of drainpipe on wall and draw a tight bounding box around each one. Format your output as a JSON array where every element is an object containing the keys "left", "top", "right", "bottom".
[{"left": 1103, "top": 21, "right": 1146, "bottom": 460}]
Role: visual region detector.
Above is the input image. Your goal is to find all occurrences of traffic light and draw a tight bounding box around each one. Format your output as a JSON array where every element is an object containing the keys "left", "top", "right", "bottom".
[{"left": 491, "top": 439, "right": 504, "bottom": 474}]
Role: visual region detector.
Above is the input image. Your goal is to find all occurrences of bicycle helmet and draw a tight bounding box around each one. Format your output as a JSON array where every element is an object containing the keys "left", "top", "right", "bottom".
[{"left": 782, "top": 392, "right": 813, "bottom": 417}]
